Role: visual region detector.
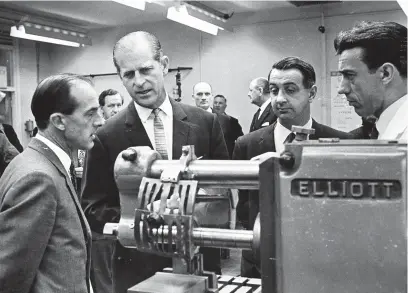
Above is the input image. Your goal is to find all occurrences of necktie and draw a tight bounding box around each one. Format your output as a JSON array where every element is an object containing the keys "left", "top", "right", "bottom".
[
  {"left": 69, "top": 163, "right": 78, "bottom": 192},
  {"left": 250, "top": 108, "right": 261, "bottom": 132},
  {"left": 151, "top": 108, "right": 168, "bottom": 159},
  {"left": 369, "top": 125, "right": 379, "bottom": 139},
  {"left": 284, "top": 132, "right": 296, "bottom": 144}
]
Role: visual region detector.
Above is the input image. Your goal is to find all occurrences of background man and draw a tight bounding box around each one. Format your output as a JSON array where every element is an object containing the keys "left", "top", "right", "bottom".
[
  {"left": 0, "top": 132, "right": 19, "bottom": 176},
  {"left": 99, "top": 89, "right": 124, "bottom": 120},
  {"left": 233, "top": 57, "right": 351, "bottom": 278},
  {"left": 81, "top": 31, "right": 228, "bottom": 293},
  {"left": 335, "top": 21, "right": 407, "bottom": 140},
  {"left": 213, "top": 94, "right": 243, "bottom": 158},
  {"left": 0, "top": 74, "right": 104, "bottom": 293},
  {"left": 192, "top": 81, "right": 213, "bottom": 112},
  {"left": 248, "top": 77, "right": 277, "bottom": 132},
  {"left": 87, "top": 88, "right": 124, "bottom": 293}
]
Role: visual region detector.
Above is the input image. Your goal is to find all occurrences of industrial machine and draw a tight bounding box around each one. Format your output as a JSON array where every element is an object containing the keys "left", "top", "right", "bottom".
[{"left": 104, "top": 139, "right": 407, "bottom": 293}]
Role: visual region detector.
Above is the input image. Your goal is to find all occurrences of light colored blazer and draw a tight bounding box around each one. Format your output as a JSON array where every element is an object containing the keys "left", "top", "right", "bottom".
[{"left": 0, "top": 138, "right": 92, "bottom": 293}]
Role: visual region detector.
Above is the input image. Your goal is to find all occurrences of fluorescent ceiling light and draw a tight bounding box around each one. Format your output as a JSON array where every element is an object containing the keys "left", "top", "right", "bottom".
[
  {"left": 10, "top": 25, "right": 83, "bottom": 47},
  {"left": 112, "top": 0, "right": 146, "bottom": 10},
  {"left": 167, "top": 5, "right": 220, "bottom": 35}
]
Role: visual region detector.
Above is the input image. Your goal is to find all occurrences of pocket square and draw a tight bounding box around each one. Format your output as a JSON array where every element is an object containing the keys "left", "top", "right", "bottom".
[{"left": 261, "top": 122, "right": 269, "bottom": 127}]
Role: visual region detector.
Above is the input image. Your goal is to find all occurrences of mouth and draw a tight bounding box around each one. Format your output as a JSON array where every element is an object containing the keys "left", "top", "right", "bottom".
[
  {"left": 277, "top": 108, "right": 290, "bottom": 113},
  {"left": 136, "top": 89, "right": 151, "bottom": 95}
]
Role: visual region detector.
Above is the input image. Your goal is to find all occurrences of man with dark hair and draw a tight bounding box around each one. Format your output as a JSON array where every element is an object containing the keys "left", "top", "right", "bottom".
[
  {"left": 233, "top": 57, "right": 351, "bottom": 278},
  {"left": 81, "top": 31, "right": 228, "bottom": 293},
  {"left": 213, "top": 94, "right": 243, "bottom": 158},
  {"left": 334, "top": 21, "right": 407, "bottom": 140},
  {"left": 0, "top": 73, "right": 104, "bottom": 293},
  {"left": 99, "top": 89, "right": 124, "bottom": 120},
  {"left": 248, "top": 77, "right": 277, "bottom": 132}
]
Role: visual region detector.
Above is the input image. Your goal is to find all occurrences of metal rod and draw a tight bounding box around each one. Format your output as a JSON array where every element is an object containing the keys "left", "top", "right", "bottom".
[
  {"left": 151, "top": 226, "right": 253, "bottom": 250},
  {"left": 149, "top": 160, "right": 260, "bottom": 189}
]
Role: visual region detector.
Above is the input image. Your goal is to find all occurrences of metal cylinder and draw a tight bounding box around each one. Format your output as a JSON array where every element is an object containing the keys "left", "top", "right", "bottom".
[
  {"left": 151, "top": 226, "right": 254, "bottom": 250},
  {"left": 149, "top": 160, "right": 260, "bottom": 189}
]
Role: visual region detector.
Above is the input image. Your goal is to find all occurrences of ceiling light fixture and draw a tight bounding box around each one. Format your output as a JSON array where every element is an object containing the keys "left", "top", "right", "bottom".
[
  {"left": 10, "top": 23, "right": 91, "bottom": 47},
  {"left": 167, "top": 5, "right": 221, "bottom": 35},
  {"left": 112, "top": 0, "right": 146, "bottom": 10}
]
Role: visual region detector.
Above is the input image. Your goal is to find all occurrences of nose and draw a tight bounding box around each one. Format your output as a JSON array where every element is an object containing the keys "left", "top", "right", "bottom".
[
  {"left": 112, "top": 105, "right": 119, "bottom": 113},
  {"left": 94, "top": 112, "right": 105, "bottom": 127},
  {"left": 338, "top": 76, "right": 349, "bottom": 95},
  {"left": 275, "top": 90, "right": 287, "bottom": 104},
  {"left": 133, "top": 71, "right": 145, "bottom": 87}
]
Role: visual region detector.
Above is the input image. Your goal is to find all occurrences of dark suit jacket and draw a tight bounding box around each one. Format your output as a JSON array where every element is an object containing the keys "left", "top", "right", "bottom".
[
  {"left": 213, "top": 112, "right": 244, "bottom": 158},
  {"left": 249, "top": 103, "right": 277, "bottom": 132},
  {"left": 81, "top": 99, "right": 228, "bottom": 292},
  {"left": 2, "top": 123, "right": 23, "bottom": 152},
  {"left": 0, "top": 138, "right": 91, "bottom": 293},
  {"left": 0, "top": 132, "right": 19, "bottom": 177}
]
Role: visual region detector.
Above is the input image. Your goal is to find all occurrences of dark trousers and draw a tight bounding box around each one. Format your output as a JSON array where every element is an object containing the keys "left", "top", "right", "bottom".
[
  {"left": 90, "top": 235, "right": 115, "bottom": 293},
  {"left": 112, "top": 241, "right": 221, "bottom": 293}
]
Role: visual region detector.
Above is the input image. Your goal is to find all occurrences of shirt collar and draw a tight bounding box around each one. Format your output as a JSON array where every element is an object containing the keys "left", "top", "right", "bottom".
[
  {"left": 377, "top": 94, "right": 407, "bottom": 137},
  {"left": 276, "top": 117, "right": 313, "bottom": 134},
  {"left": 259, "top": 98, "right": 271, "bottom": 112},
  {"left": 134, "top": 94, "right": 172, "bottom": 123},
  {"left": 206, "top": 107, "right": 213, "bottom": 113},
  {"left": 35, "top": 134, "right": 71, "bottom": 174}
]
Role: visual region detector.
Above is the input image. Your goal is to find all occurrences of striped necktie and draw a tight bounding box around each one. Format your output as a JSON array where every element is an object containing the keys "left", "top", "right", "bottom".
[
  {"left": 69, "top": 163, "right": 78, "bottom": 192},
  {"left": 151, "top": 108, "right": 168, "bottom": 159}
]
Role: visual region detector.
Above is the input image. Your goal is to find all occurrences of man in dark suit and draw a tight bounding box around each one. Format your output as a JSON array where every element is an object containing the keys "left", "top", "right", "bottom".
[
  {"left": 81, "top": 31, "right": 228, "bottom": 293},
  {"left": 248, "top": 77, "right": 277, "bottom": 132},
  {"left": 0, "top": 132, "right": 19, "bottom": 176},
  {"left": 0, "top": 74, "right": 104, "bottom": 293},
  {"left": 213, "top": 94, "right": 243, "bottom": 158},
  {"left": 233, "top": 57, "right": 352, "bottom": 278}
]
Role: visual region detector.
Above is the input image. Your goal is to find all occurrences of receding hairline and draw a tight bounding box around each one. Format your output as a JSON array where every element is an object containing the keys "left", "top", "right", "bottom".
[{"left": 193, "top": 82, "right": 212, "bottom": 94}]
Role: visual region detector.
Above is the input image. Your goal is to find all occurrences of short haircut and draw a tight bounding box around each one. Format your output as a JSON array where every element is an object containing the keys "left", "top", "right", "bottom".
[
  {"left": 214, "top": 94, "right": 227, "bottom": 103},
  {"left": 252, "top": 77, "right": 270, "bottom": 94},
  {"left": 269, "top": 57, "right": 316, "bottom": 89},
  {"left": 334, "top": 21, "right": 407, "bottom": 78},
  {"left": 31, "top": 74, "right": 93, "bottom": 130},
  {"left": 192, "top": 82, "right": 212, "bottom": 94},
  {"left": 113, "top": 31, "right": 163, "bottom": 74},
  {"left": 99, "top": 89, "right": 123, "bottom": 106}
]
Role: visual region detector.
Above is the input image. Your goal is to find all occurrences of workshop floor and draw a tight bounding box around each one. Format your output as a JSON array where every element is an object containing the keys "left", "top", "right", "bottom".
[{"left": 220, "top": 249, "right": 241, "bottom": 276}]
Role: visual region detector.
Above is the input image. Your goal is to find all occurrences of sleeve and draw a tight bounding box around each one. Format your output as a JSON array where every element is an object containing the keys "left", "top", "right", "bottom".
[
  {"left": 232, "top": 137, "right": 250, "bottom": 229},
  {"left": 209, "top": 114, "right": 229, "bottom": 160},
  {"left": 81, "top": 134, "right": 120, "bottom": 234},
  {"left": 0, "top": 172, "right": 57, "bottom": 293}
]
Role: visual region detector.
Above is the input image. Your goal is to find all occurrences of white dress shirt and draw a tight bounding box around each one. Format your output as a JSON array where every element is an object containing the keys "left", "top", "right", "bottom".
[
  {"left": 206, "top": 107, "right": 213, "bottom": 113},
  {"left": 274, "top": 118, "right": 313, "bottom": 154},
  {"left": 258, "top": 98, "right": 271, "bottom": 119},
  {"left": 377, "top": 94, "right": 408, "bottom": 140},
  {"left": 134, "top": 95, "right": 173, "bottom": 159},
  {"left": 36, "top": 134, "right": 71, "bottom": 176}
]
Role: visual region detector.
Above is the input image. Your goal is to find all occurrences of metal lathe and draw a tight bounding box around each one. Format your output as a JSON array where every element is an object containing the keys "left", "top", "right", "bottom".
[{"left": 104, "top": 139, "right": 407, "bottom": 293}]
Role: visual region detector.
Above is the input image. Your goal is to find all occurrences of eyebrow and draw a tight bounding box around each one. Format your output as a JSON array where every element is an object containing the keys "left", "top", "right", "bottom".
[{"left": 85, "top": 107, "right": 99, "bottom": 114}]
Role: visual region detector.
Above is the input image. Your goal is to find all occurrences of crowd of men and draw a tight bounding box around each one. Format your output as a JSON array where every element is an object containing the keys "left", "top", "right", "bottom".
[{"left": 0, "top": 20, "right": 406, "bottom": 293}]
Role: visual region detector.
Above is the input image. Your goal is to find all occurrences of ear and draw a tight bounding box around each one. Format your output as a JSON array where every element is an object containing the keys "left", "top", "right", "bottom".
[
  {"left": 49, "top": 113, "right": 66, "bottom": 131},
  {"left": 309, "top": 85, "right": 317, "bottom": 102},
  {"left": 379, "top": 63, "right": 395, "bottom": 85},
  {"left": 161, "top": 55, "right": 169, "bottom": 76}
]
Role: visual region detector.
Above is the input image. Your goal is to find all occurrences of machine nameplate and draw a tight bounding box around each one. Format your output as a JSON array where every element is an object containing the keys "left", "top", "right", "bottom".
[{"left": 291, "top": 179, "right": 401, "bottom": 199}]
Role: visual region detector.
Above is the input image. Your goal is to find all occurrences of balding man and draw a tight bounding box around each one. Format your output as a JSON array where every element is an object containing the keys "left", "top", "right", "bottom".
[
  {"left": 192, "top": 81, "right": 213, "bottom": 112},
  {"left": 81, "top": 31, "right": 228, "bottom": 293},
  {"left": 248, "top": 77, "right": 277, "bottom": 132}
]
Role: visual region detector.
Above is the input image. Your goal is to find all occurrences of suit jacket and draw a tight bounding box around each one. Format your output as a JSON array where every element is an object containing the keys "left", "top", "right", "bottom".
[
  {"left": 0, "top": 138, "right": 91, "bottom": 293},
  {"left": 249, "top": 103, "right": 277, "bottom": 132},
  {"left": 213, "top": 112, "right": 244, "bottom": 158},
  {"left": 2, "top": 123, "right": 24, "bottom": 152},
  {"left": 81, "top": 99, "right": 228, "bottom": 292},
  {"left": 0, "top": 132, "right": 19, "bottom": 177}
]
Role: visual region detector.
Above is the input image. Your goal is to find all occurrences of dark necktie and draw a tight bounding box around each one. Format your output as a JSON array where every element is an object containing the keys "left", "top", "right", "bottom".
[
  {"left": 69, "top": 163, "right": 78, "bottom": 192},
  {"left": 151, "top": 108, "right": 168, "bottom": 159},
  {"left": 369, "top": 125, "right": 379, "bottom": 139},
  {"left": 284, "top": 132, "right": 296, "bottom": 144},
  {"left": 250, "top": 108, "right": 261, "bottom": 132}
]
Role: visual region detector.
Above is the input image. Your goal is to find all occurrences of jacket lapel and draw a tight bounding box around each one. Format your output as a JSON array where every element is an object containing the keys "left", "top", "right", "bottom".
[
  {"left": 259, "top": 122, "right": 277, "bottom": 153},
  {"left": 255, "top": 103, "right": 272, "bottom": 129},
  {"left": 171, "top": 99, "right": 191, "bottom": 159},
  {"left": 309, "top": 119, "right": 321, "bottom": 140},
  {"left": 124, "top": 102, "right": 153, "bottom": 149}
]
